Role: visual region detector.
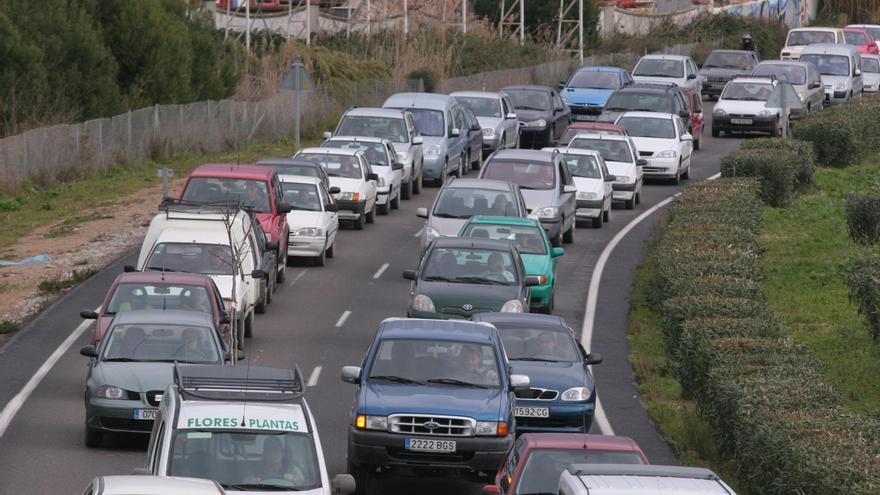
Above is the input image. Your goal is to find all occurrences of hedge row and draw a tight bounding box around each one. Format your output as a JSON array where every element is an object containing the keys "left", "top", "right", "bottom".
[
  {"left": 848, "top": 256, "right": 880, "bottom": 341},
  {"left": 845, "top": 194, "right": 880, "bottom": 245},
  {"left": 649, "top": 178, "right": 880, "bottom": 494},
  {"left": 792, "top": 95, "right": 880, "bottom": 167},
  {"left": 719, "top": 138, "right": 815, "bottom": 207}
]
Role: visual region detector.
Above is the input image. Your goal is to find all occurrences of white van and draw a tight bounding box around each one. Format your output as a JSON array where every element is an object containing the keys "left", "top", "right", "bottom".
[
  {"left": 780, "top": 27, "right": 845, "bottom": 60},
  {"left": 143, "top": 365, "right": 355, "bottom": 495},
  {"left": 800, "top": 43, "right": 864, "bottom": 105},
  {"left": 136, "top": 203, "right": 264, "bottom": 349},
  {"left": 557, "top": 464, "right": 736, "bottom": 495}
]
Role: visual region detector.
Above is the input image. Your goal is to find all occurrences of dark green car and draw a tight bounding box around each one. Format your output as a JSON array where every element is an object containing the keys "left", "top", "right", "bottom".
[{"left": 403, "top": 237, "right": 541, "bottom": 319}]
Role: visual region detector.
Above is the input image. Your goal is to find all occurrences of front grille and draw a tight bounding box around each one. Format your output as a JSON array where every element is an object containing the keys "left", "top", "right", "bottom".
[
  {"left": 708, "top": 76, "right": 726, "bottom": 82},
  {"left": 638, "top": 151, "right": 653, "bottom": 157},
  {"left": 390, "top": 414, "right": 475, "bottom": 436},
  {"left": 440, "top": 307, "right": 493, "bottom": 318},
  {"left": 386, "top": 447, "right": 474, "bottom": 463},
  {"left": 517, "top": 415, "right": 584, "bottom": 429},
  {"left": 146, "top": 391, "right": 164, "bottom": 407},
  {"left": 100, "top": 418, "right": 154, "bottom": 432},
  {"left": 515, "top": 387, "right": 559, "bottom": 400}
]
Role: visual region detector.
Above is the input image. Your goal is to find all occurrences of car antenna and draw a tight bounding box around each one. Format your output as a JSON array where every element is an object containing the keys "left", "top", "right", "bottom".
[{"left": 241, "top": 358, "right": 251, "bottom": 427}]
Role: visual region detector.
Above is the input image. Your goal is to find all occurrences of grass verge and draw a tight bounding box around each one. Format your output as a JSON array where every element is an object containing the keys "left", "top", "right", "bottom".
[{"left": 761, "top": 154, "right": 880, "bottom": 415}]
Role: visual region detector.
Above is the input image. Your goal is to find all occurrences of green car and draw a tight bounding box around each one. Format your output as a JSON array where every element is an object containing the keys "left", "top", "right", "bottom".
[{"left": 459, "top": 216, "right": 563, "bottom": 313}]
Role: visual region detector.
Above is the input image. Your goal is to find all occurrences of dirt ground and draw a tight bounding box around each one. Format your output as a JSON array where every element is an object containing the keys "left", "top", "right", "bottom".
[{"left": 0, "top": 179, "right": 186, "bottom": 346}]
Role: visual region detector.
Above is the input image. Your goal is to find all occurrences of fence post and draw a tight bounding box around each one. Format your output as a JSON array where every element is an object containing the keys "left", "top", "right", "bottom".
[
  {"left": 207, "top": 101, "right": 213, "bottom": 151},
  {"left": 127, "top": 109, "right": 133, "bottom": 158}
]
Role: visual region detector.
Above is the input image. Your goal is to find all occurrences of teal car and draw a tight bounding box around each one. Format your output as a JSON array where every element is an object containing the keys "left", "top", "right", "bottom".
[{"left": 459, "top": 216, "right": 563, "bottom": 313}]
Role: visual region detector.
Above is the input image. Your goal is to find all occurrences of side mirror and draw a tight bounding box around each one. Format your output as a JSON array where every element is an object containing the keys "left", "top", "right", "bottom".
[
  {"left": 482, "top": 486, "right": 503, "bottom": 495},
  {"left": 80, "top": 310, "right": 99, "bottom": 320},
  {"left": 278, "top": 202, "right": 294, "bottom": 214},
  {"left": 563, "top": 184, "right": 578, "bottom": 194},
  {"left": 131, "top": 468, "right": 153, "bottom": 476},
  {"left": 326, "top": 203, "right": 339, "bottom": 212},
  {"left": 558, "top": 81, "right": 566, "bottom": 90},
  {"left": 329, "top": 186, "right": 341, "bottom": 194},
  {"left": 220, "top": 313, "right": 231, "bottom": 324},
  {"left": 687, "top": 73, "right": 697, "bottom": 79},
  {"left": 392, "top": 162, "right": 404, "bottom": 171},
  {"left": 586, "top": 352, "right": 603, "bottom": 365},
  {"left": 524, "top": 275, "right": 542, "bottom": 287},
  {"left": 413, "top": 136, "right": 424, "bottom": 145},
  {"left": 265, "top": 240, "right": 279, "bottom": 252},
  {"left": 637, "top": 158, "right": 648, "bottom": 167},
  {"left": 402, "top": 269, "right": 417, "bottom": 280},
  {"left": 509, "top": 374, "right": 530, "bottom": 393},
  {"left": 322, "top": 131, "right": 333, "bottom": 140},
  {"left": 416, "top": 207, "right": 428, "bottom": 219},
  {"left": 123, "top": 265, "right": 137, "bottom": 273},
  {"left": 367, "top": 173, "right": 379, "bottom": 182},
  {"left": 855, "top": 69, "right": 862, "bottom": 76},
  {"left": 605, "top": 174, "right": 617, "bottom": 182},
  {"left": 341, "top": 366, "right": 362, "bottom": 384},
  {"left": 450, "top": 128, "right": 461, "bottom": 138},
  {"left": 681, "top": 133, "right": 693, "bottom": 141},
  {"left": 251, "top": 269, "right": 266, "bottom": 279},
  {"left": 79, "top": 345, "right": 98, "bottom": 358},
  {"left": 678, "top": 110, "right": 690, "bottom": 119},
  {"left": 331, "top": 474, "right": 357, "bottom": 494},
  {"left": 551, "top": 247, "right": 565, "bottom": 258},
  {"left": 506, "top": 112, "right": 517, "bottom": 120}
]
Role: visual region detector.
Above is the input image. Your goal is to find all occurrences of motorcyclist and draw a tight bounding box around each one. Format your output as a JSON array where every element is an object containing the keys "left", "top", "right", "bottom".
[{"left": 741, "top": 33, "right": 757, "bottom": 53}]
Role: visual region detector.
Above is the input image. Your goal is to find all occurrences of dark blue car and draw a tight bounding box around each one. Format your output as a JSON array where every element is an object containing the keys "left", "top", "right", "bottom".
[
  {"left": 471, "top": 313, "right": 602, "bottom": 434},
  {"left": 341, "top": 318, "right": 530, "bottom": 494},
  {"left": 560, "top": 67, "right": 633, "bottom": 122}
]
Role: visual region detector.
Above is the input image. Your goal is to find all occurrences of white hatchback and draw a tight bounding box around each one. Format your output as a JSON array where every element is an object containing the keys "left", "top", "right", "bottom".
[
  {"left": 543, "top": 147, "right": 615, "bottom": 228},
  {"left": 295, "top": 148, "right": 379, "bottom": 230},
  {"left": 615, "top": 111, "right": 693, "bottom": 184},
  {"left": 632, "top": 54, "right": 702, "bottom": 95},
  {"left": 321, "top": 136, "right": 403, "bottom": 215},
  {"left": 567, "top": 133, "right": 644, "bottom": 209},
  {"left": 279, "top": 175, "right": 340, "bottom": 266}
]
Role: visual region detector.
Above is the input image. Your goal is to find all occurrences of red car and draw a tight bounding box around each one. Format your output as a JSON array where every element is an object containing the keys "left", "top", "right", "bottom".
[
  {"left": 483, "top": 433, "right": 648, "bottom": 495},
  {"left": 80, "top": 271, "right": 230, "bottom": 346},
  {"left": 843, "top": 28, "right": 880, "bottom": 55},
  {"left": 684, "top": 87, "right": 705, "bottom": 150},
  {"left": 180, "top": 164, "right": 292, "bottom": 283},
  {"left": 560, "top": 122, "right": 628, "bottom": 145}
]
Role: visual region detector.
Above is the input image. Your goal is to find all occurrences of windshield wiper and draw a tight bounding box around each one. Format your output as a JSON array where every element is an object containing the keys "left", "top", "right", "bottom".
[
  {"left": 101, "top": 357, "right": 143, "bottom": 362},
  {"left": 426, "top": 378, "right": 488, "bottom": 388},
  {"left": 223, "top": 484, "right": 301, "bottom": 492},
  {"left": 423, "top": 275, "right": 455, "bottom": 282},
  {"left": 517, "top": 106, "right": 547, "bottom": 111},
  {"left": 514, "top": 357, "right": 563, "bottom": 363},
  {"left": 371, "top": 375, "right": 424, "bottom": 385},
  {"left": 452, "top": 276, "right": 507, "bottom": 285},
  {"left": 432, "top": 212, "right": 469, "bottom": 219},
  {"left": 146, "top": 266, "right": 175, "bottom": 272}
]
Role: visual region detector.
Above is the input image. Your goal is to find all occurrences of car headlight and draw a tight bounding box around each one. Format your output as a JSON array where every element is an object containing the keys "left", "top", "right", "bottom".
[
  {"left": 476, "top": 421, "right": 509, "bottom": 436},
  {"left": 338, "top": 192, "right": 361, "bottom": 201},
  {"left": 294, "top": 227, "right": 323, "bottom": 237},
  {"left": 96, "top": 385, "right": 127, "bottom": 400},
  {"left": 758, "top": 109, "right": 772, "bottom": 117},
  {"left": 523, "top": 119, "right": 547, "bottom": 128},
  {"left": 482, "top": 127, "right": 495, "bottom": 137},
  {"left": 576, "top": 191, "right": 597, "bottom": 200},
  {"left": 561, "top": 387, "right": 592, "bottom": 401},
  {"left": 426, "top": 226, "right": 441, "bottom": 240},
  {"left": 355, "top": 415, "right": 388, "bottom": 431},
  {"left": 501, "top": 299, "right": 524, "bottom": 313},
  {"left": 378, "top": 177, "right": 386, "bottom": 187},
  {"left": 616, "top": 175, "right": 632, "bottom": 183},
  {"left": 713, "top": 107, "right": 727, "bottom": 116},
  {"left": 411, "top": 294, "right": 436, "bottom": 313},
  {"left": 426, "top": 144, "right": 442, "bottom": 156},
  {"left": 656, "top": 150, "right": 678, "bottom": 158},
  {"left": 561, "top": 97, "right": 572, "bottom": 106},
  {"left": 835, "top": 82, "right": 847, "bottom": 91},
  {"left": 534, "top": 206, "right": 558, "bottom": 219}
]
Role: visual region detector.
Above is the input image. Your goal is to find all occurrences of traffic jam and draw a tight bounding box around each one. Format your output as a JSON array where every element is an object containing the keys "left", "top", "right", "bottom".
[{"left": 75, "top": 22, "right": 878, "bottom": 495}]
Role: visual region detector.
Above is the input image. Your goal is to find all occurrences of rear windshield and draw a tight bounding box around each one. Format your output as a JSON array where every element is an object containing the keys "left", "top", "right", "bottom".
[
  {"left": 568, "top": 138, "right": 633, "bottom": 163},
  {"left": 107, "top": 283, "right": 211, "bottom": 315},
  {"left": 567, "top": 71, "right": 621, "bottom": 90},
  {"left": 751, "top": 64, "right": 807, "bottom": 85},
  {"left": 456, "top": 97, "right": 502, "bottom": 118},
  {"left": 147, "top": 243, "right": 234, "bottom": 276},
  {"left": 262, "top": 163, "right": 321, "bottom": 180},
  {"left": 703, "top": 52, "right": 754, "bottom": 70},
  {"left": 617, "top": 117, "right": 676, "bottom": 139},
  {"left": 336, "top": 115, "right": 408, "bottom": 144},
  {"left": 460, "top": 223, "right": 546, "bottom": 255},
  {"left": 482, "top": 159, "right": 555, "bottom": 190},
  {"left": 505, "top": 90, "right": 552, "bottom": 111},
  {"left": 633, "top": 58, "right": 684, "bottom": 78},
  {"left": 787, "top": 30, "right": 836, "bottom": 46},
  {"left": 182, "top": 178, "right": 271, "bottom": 213},
  {"left": 604, "top": 91, "right": 673, "bottom": 113},
  {"left": 844, "top": 31, "right": 868, "bottom": 45},
  {"left": 721, "top": 82, "right": 774, "bottom": 101},
  {"left": 433, "top": 188, "right": 517, "bottom": 218},
  {"left": 408, "top": 108, "right": 445, "bottom": 137},
  {"left": 863, "top": 58, "right": 880, "bottom": 73},
  {"left": 800, "top": 54, "right": 851, "bottom": 76}
]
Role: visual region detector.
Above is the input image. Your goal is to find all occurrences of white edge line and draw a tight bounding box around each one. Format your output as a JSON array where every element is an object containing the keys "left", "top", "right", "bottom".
[
  {"left": 0, "top": 307, "right": 98, "bottom": 439},
  {"left": 582, "top": 172, "right": 721, "bottom": 436},
  {"left": 413, "top": 228, "right": 424, "bottom": 238},
  {"left": 335, "top": 310, "right": 352, "bottom": 328},
  {"left": 307, "top": 366, "right": 322, "bottom": 387},
  {"left": 288, "top": 268, "right": 308, "bottom": 287},
  {"left": 373, "top": 263, "right": 390, "bottom": 280}
]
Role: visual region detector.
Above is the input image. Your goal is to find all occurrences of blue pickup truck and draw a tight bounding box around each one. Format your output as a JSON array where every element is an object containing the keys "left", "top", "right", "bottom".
[{"left": 340, "top": 318, "right": 530, "bottom": 494}]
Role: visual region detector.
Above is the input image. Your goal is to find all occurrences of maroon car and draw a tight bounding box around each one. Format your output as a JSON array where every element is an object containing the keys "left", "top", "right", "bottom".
[
  {"left": 483, "top": 433, "right": 648, "bottom": 495},
  {"left": 80, "top": 271, "right": 230, "bottom": 346}
]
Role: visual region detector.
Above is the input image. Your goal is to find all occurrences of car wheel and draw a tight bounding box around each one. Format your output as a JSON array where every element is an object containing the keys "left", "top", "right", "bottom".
[
  {"left": 349, "top": 462, "right": 374, "bottom": 495},
  {"left": 244, "top": 311, "right": 254, "bottom": 338},
  {"left": 266, "top": 272, "right": 274, "bottom": 305},
  {"left": 711, "top": 127, "right": 720, "bottom": 138},
  {"left": 551, "top": 227, "right": 563, "bottom": 247},
  {"left": 673, "top": 162, "right": 682, "bottom": 185},
  {"left": 391, "top": 189, "right": 401, "bottom": 209},
  {"left": 278, "top": 252, "right": 288, "bottom": 278},
  {"left": 326, "top": 239, "right": 335, "bottom": 258},
  {"left": 378, "top": 200, "right": 389, "bottom": 215},
  {"left": 354, "top": 211, "right": 365, "bottom": 230},
  {"left": 682, "top": 162, "right": 690, "bottom": 180},
  {"left": 603, "top": 205, "right": 610, "bottom": 222},
  {"left": 315, "top": 247, "right": 326, "bottom": 267},
  {"left": 563, "top": 217, "right": 575, "bottom": 243},
  {"left": 625, "top": 195, "right": 635, "bottom": 210},
  {"left": 635, "top": 190, "right": 641, "bottom": 205},
  {"left": 592, "top": 213, "right": 603, "bottom": 228},
  {"left": 236, "top": 317, "right": 245, "bottom": 350},
  {"left": 473, "top": 149, "right": 482, "bottom": 170},
  {"left": 84, "top": 426, "right": 103, "bottom": 448},
  {"left": 414, "top": 166, "right": 423, "bottom": 194},
  {"left": 255, "top": 287, "right": 267, "bottom": 314},
  {"left": 456, "top": 154, "right": 464, "bottom": 178},
  {"left": 365, "top": 203, "right": 376, "bottom": 223},
  {"left": 402, "top": 179, "right": 413, "bottom": 200}
]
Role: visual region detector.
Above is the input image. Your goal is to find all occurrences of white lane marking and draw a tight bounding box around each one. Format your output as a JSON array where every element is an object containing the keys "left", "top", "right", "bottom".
[
  {"left": 582, "top": 172, "right": 721, "bottom": 436},
  {"left": 373, "top": 263, "right": 390, "bottom": 280},
  {"left": 0, "top": 308, "right": 98, "bottom": 439},
  {"left": 413, "top": 228, "right": 423, "bottom": 238},
  {"left": 307, "top": 366, "right": 322, "bottom": 387},
  {"left": 335, "top": 310, "right": 352, "bottom": 328},
  {"left": 288, "top": 268, "right": 308, "bottom": 287}
]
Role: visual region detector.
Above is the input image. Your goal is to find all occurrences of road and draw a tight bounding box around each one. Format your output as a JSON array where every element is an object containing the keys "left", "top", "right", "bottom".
[{"left": 0, "top": 103, "right": 741, "bottom": 494}]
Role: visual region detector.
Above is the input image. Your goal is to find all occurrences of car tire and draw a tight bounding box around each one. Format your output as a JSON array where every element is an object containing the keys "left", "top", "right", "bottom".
[
  {"left": 266, "top": 273, "right": 274, "bottom": 305},
  {"left": 456, "top": 154, "right": 464, "bottom": 178},
  {"left": 603, "top": 205, "right": 610, "bottom": 222},
  {"left": 84, "top": 426, "right": 102, "bottom": 448},
  {"left": 563, "top": 217, "right": 575, "bottom": 243},
  {"left": 473, "top": 149, "right": 482, "bottom": 170},
  {"left": 349, "top": 462, "right": 374, "bottom": 495},
  {"left": 354, "top": 211, "right": 365, "bottom": 230},
  {"left": 592, "top": 213, "right": 603, "bottom": 228},
  {"left": 315, "top": 248, "right": 326, "bottom": 267},
  {"left": 244, "top": 311, "right": 254, "bottom": 338},
  {"left": 550, "top": 227, "right": 563, "bottom": 247},
  {"left": 402, "top": 179, "right": 413, "bottom": 200},
  {"left": 673, "top": 163, "right": 682, "bottom": 185},
  {"left": 255, "top": 290, "right": 266, "bottom": 314},
  {"left": 414, "top": 166, "right": 423, "bottom": 194},
  {"left": 682, "top": 163, "right": 690, "bottom": 180},
  {"left": 635, "top": 190, "right": 641, "bottom": 205},
  {"left": 236, "top": 317, "right": 245, "bottom": 350},
  {"left": 278, "top": 253, "right": 288, "bottom": 279},
  {"left": 625, "top": 196, "right": 635, "bottom": 210},
  {"left": 391, "top": 189, "right": 401, "bottom": 209},
  {"left": 366, "top": 203, "right": 376, "bottom": 224},
  {"left": 378, "top": 200, "right": 389, "bottom": 215},
  {"left": 326, "top": 239, "right": 335, "bottom": 258},
  {"left": 711, "top": 127, "right": 720, "bottom": 138}
]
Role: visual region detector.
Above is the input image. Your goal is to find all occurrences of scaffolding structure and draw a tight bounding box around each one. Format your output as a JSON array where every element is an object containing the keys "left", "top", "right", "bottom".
[
  {"left": 498, "top": 0, "right": 524, "bottom": 45},
  {"left": 556, "top": 0, "right": 584, "bottom": 64}
]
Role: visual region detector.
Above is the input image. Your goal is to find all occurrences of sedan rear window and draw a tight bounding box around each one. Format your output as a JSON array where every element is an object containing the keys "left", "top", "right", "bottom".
[
  {"left": 498, "top": 328, "right": 579, "bottom": 362},
  {"left": 514, "top": 448, "right": 644, "bottom": 495},
  {"left": 568, "top": 138, "right": 633, "bottom": 164},
  {"left": 297, "top": 153, "right": 363, "bottom": 179},
  {"left": 617, "top": 117, "right": 676, "bottom": 139},
  {"left": 147, "top": 243, "right": 235, "bottom": 276},
  {"left": 107, "top": 284, "right": 211, "bottom": 315},
  {"left": 461, "top": 223, "right": 546, "bottom": 255},
  {"left": 787, "top": 30, "right": 836, "bottom": 46},
  {"left": 604, "top": 92, "right": 673, "bottom": 113},
  {"left": 799, "top": 54, "right": 851, "bottom": 77}
]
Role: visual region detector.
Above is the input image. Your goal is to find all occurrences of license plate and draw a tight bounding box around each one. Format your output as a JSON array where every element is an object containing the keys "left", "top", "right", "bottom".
[
  {"left": 515, "top": 406, "right": 550, "bottom": 418},
  {"left": 730, "top": 118, "right": 752, "bottom": 125},
  {"left": 573, "top": 114, "right": 592, "bottom": 121},
  {"left": 133, "top": 408, "right": 158, "bottom": 420},
  {"left": 405, "top": 437, "right": 457, "bottom": 452}
]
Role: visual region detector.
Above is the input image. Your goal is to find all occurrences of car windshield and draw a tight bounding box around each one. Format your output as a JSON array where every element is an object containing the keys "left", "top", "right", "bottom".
[
  {"left": 182, "top": 178, "right": 271, "bottom": 213},
  {"left": 297, "top": 153, "right": 363, "bottom": 179},
  {"left": 457, "top": 97, "right": 502, "bottom": 118},
  {"left": 106, "top": 283, "right": 211, "bottom": 315},
  {"left": 751, "top": 64, "right": 807, "bottom": 85},
  {"left": 482, "top": 159, "right": 555, "bottom": 190},
  {"left": 514, "top": 448, "right": 645, "bottom": 495},
  {"left": 787, "top": 30, "right": 836, "bottom": 46},
  {"left": 702, "top": 52, "right": 754, "bottom": 70},
  {"left": 845, "top": 31, "right": 869, "bottom": 45},
  {"left": 262, "top": 162, "right": 321, "bottom": 181},
  {"left": 170, "top": 431, "right": 320, "bottom": 492},
  {"left": 422, "top": 247, "right": 518, "bottom": 285},
  {"left": 324, "top": 140, "right": 388, "bottom": 166},
  {"left": 568, "top": 71, "right": 621, "bottom": 90},
  {"left": 433, "top": 188, "right": 518, "bottom": 218},
  {"left": 336, "top": 115, "right": 408, "bottom": 144},
  {"left": 100, "top": 323, "right": 220, "bottom": 363},
  {"left": 721, "top": 82, "right": 774, "bottom": 101},
  {"left": 617, "top": 117, "right": 676, "bottom": 139},
  {"left": 562, "top": 154, "right": 602, "bottom": 179},
  {"left": 505, "top": 90, "right": 552, "bottom": 111},
  {"left": 147, "top": 243, "right": 234, "bottom": 276},
  {"left": 408, "top": 108, "right": 445, "bottom": 137},
  {"left": 633, "top": 58, "right": 684, "bottom": 78},
  {"left": 369, "top": 339, "right": 501, "bottom": 388},
  {"left": 498, "top": 328, "right": 579, "bottom": 362},
  {"left": 603, "top": 91, "right": 673, "bottom": 113},
  {"left": 568, "top": 138, "right": 633, "bottom": 163},
  {"left": 461, "top": 223, "right": 546, "bottom": 255},
  {"left": 863, "top": 58, "right": 880, "bottom": 73},
  {"left": 799, "top": 54, "right": 851, "bottom": 76},
  {"left": 281, "top": 183, "right": 322, "bottom": 212}
]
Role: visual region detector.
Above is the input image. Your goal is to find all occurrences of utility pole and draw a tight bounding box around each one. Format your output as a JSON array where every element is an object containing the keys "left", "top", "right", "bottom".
[
  {"left": 403, "top": 0, "right": 409, "bottom": 38},
  {"left": 462, "top": 0, "right": 467, "bottom": 34},
  {"left": 557, "top": 0, "right": 584, "bottom": 64},
  {"left": 245, "top": 0, "right": 251, "bottom": 52}
]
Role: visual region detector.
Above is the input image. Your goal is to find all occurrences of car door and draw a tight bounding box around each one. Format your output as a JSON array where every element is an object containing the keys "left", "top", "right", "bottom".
[
  {"left": 551, "top": 90, "right": 570, "bottom": 141},
  {"left": 676, "top": 116, "right": 693, "bottom": 163},
  {"left": 599, "top": 157, "right": 614, "bottom": 207},
  {"left": 556, "top": 156, "right": 577, "bottom": 228},
  {"left": 270, "top": 175, "right": 288, "bottom": 256},
  {"left": 386, "top": 142, "right": 403, "bottom": 192},
  {"left": 463, "top": 107, "right": 482, "bottom": 162},
  {"left": 853, "top": 53, "right": 864, "bottom": 94},
  {"left": 208, "top": 278, "right": 231, "bottom": 339},
  {"left": 318, "top": 182, "right": 339, "bottom": 248},
  {"left": 807, "top": 65, "right": 823, "bottom": 110},
  {"left": 451, "top": 105, "right": 467, "bottom": 170},
  {"left": 501, "top": 96, "right": 518, "bottom": 148},
  {"left": 689, "top": 90, "right": 704, "bottom": 136},
  {"left": 359, "top": 154, "right": 377, "bottom": 209}
]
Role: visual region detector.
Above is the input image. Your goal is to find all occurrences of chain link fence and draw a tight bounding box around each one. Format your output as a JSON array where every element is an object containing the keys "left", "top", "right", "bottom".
[{"left": 0, "top": 42, "right": 700, "bottom": 194}]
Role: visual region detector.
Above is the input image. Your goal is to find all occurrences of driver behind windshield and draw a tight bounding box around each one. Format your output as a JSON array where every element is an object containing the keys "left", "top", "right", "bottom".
[
  {"left": 482, "top": 252, "right": 515, "bottom": 283},
  {"left": 247, "top": 436, "right": 306, "bottom": 485}
]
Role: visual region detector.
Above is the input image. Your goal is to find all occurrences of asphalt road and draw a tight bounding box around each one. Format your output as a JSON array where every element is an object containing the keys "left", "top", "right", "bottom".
[{"left": 0, "top": 103, "right": 742, "bottom": 494}]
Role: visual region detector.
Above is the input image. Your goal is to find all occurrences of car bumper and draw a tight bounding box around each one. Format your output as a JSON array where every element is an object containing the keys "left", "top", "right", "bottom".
[
  {"left": 641, "top": 156, "right": 681, "bottom": 179},
  {"left": 377, "top": 187, "right": 391, "bottom": 205},
  {"left": 422, "top": 156, "right": 445, "bottom": 179},
  {"left": 482, "top": 136, "right": 500, "bottom": 152},
  {"left": 611, "top": 181, "right": 636, "bottom": 201},
  {"left": 537, "top": 217, "right": 562, "bottom": 239},
  {"left": 575, "top": 199, "right": 603, "bottom": 219},
  {"left": 713, "top": 115, "right": 777, "bottom": 134},
  {"left": 348, "top": 429, "right": 513, "bottom": 471},
  {"left": 288, "top": 235, "right": 326, "bottom": 257},
  {"left": 824, "top": 89, "right": 850, "bottom": 105},
  {"left": 514, "top": 402, "right": 595, "bottom": 434},
  {"left": 519, "top": 127, "right": 552, "bottom": 148},
  {"left": 336, "top": 199, "right": 366, "bottom": 220},
  {"left": 528, "top": 282, "right": 553, "bottom": 308},
  {"left": 86, "top": 398, "right": 155, "bottom": 434}
]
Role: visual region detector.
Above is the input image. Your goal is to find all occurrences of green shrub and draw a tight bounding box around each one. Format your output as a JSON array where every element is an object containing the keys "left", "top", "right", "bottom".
[
  {"left": 740, "top": 138, "right": 815, "bottom": 187},
  {"left": 720, "top": 148, "right": 800, "bottom": 207},
  {"left": 845, "top": 194, "right": 880, "bottom": 245},
  {"left": 661, "top": 295, "right": 765, "bottom": 351},
  {"left": 792, "top": 95, "right": 880, "bottom": 167},
  {"left": 407, "top": 68, "right": 438, "bottom": 93},
  {"left": 847, "top": 256, "right": 880, "bottom": 340}
]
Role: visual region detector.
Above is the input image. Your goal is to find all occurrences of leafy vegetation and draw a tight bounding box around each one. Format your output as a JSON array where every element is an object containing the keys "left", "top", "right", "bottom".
[
  {"left": 38, "top": 268, "right": 100, "bottom": 294},
  {"left": 848, "top": 256, "right": 880, "bottom": 340},
  {"left": 720, "top": 139, "right": 814, "bottom": 207},
  {"left": 793, "top": 95, "right": 880, "bottom": 167},
  {"left": 846, "top": 194, "right": 880, "bottom": 245}
]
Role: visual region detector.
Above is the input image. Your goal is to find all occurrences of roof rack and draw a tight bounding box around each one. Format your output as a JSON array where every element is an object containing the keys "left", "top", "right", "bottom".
[
  {"left": 174, "top": 364, "right": 305, "bottom": 402},
  {"left": 567, "top": 464, "right": 721, "bottom": 481}
]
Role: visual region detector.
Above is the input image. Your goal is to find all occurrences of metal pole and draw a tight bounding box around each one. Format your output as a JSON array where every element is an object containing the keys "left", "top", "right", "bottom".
[
  {"left": 499, "top": 0, "right": 505, "bottom": 36},
  {"left": 578, "top": 0, "right": 584, "bottom": 65},
  {"left": 519, "top": 0, "right": 524, "bottom": 45},
  {"left": 306, "top": 0, "right": 311, "bottom": 45},
  {"left": 462, "top": 0, "right": 467, "bottom": 34},
  {"left": 367, "top": 0, "right": 372, "bottom": 35},
  {"left": 347, "top": 5, "right": 352, "bottom": 38},
  {"left": 403, "top": 0, "right": 409, "bottom": 38},
  {"left": 557, "top": 0, "right": 563, "bottom": 48},
  {"left": 294, "top": 62, "right": 302, "bottom": 152},
  {"left": 245, "top": 0, "right": 251, "bottom": 52}
]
